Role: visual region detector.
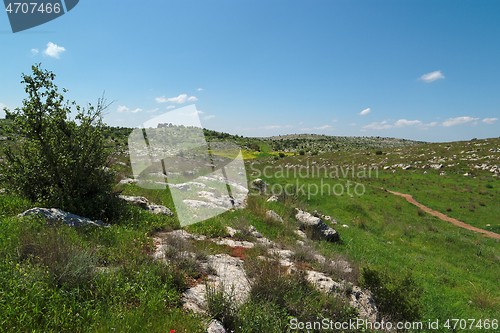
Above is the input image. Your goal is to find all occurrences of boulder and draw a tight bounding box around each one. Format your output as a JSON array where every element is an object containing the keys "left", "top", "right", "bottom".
[
  {"left": 119, "top": 195, "right": 173, "bottom": 216},
  {"left": 18, "top": 208, "right": 107, "bottom": 227},
  {"left": 265, "top": 210, "right": 284, "bottom": 223},
  {"left": 207, "top": 319, "right": 226, "bottom": 333},
  {"left": 266, "top": 195, "right": 279, "bottom": 202},
  {"left": 295, "top": 209, "right": 340, "bottom": 242},
  {"left": 250, "top": 178, "right": 267, "bottom": 194}
]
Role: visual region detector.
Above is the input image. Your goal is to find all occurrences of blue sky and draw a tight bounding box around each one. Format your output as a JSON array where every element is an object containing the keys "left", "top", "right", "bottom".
[{"left": 1, "top": 0, "right": 499, "bottom": 142}]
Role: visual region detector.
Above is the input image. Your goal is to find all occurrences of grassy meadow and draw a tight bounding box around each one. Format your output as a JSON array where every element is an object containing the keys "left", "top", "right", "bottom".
[{"left": 0, "top": 123, "right": 498, "bottom": 332}]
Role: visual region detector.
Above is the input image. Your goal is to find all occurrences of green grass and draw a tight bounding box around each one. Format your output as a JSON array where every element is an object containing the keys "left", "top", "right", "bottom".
[{"left": 247, "top": 140, "right": 500, "bottom": 329}]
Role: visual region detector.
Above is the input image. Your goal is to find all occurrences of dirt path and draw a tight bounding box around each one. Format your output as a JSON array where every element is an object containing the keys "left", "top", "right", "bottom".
[{"left": 386, "top": 189, "right": 500, "bottom": 240}]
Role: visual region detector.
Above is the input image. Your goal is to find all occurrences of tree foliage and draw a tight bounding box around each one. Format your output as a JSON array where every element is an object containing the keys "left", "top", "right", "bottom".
[{"left": 1, "top": 64, "right": 120, "bottom": 221}]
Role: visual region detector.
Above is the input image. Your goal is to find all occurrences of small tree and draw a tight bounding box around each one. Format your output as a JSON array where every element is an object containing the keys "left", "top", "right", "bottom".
[{"left": 1, "top": 64, "right": 120, "bottom": 221}]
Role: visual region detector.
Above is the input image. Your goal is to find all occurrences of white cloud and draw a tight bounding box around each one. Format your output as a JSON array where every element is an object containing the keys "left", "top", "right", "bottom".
[
  {"left": 117, "top": 105, "right": 142, "bottom": 113},
  {"left": 362, "top": 121, "right": 393, "bottom": 130},
  {"left": 442, "top": 116, "right": 479, "bottom": 127},
  {"left": 359, "top": 107, "right": 371, "bottom": 116},
  {"left": 314, "top": 125, "right": 332, "bottom": 130},
  {"left": 420, "top": 70, "right": 445, "bottom": 83},
  {"left": 117, "top": 105, "right": 129, "bottom": 113},
  {"left": 482, "top": 117, "right": 498, "bottom": 124},
  {"left": 204, "top": 115, "right": 216, "bottom": 120},
  {"left": 31, "top": 48, "right": 39, "bottom": 56},
  {"left": 197, "top": 88, "right": 204, "bottom": 91},
  {"left": 44, "top": 42, "right": 66, "bottom": 59},
  {"left": 363, "top": 118, "right": 441, "bottom": 131},
  {"left": 155, "top": 93, "right": 198, "bottom": 104},
  {"left": 301, "top": 124, "right": 332, "bottom": 131},
  {"left": 394, "top": 119, "right": 422, "bottom": 127}
]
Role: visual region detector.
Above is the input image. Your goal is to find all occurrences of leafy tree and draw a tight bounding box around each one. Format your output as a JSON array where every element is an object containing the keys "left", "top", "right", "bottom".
[{"left": 1, "top": 64, "right": 121, "bottom": 221}]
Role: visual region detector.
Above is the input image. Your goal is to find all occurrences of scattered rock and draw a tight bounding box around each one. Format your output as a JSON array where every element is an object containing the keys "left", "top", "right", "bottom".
[
  {"left": 265, "top": 210, "right": 284, "bottom": 223},
  {"left": 294, "top": 229, "right": 307, "bottom": 240},
  {"left": 266, "top": 195, "right": 279, "bottom": 202},
  {"left": 248, "top": 225, "right": 262, "bottom": 238},
  {"left": 18, "top": 208, "right": 107, "bottom": 227},
  {"left": 306, "top": 270, "right": 378, "bottom": 322},
  {"left": 226, "top": 226, "right": 239, "bottom": 237},
  {"left": 183, "top": 199, "right": 221, "bottom": 209},
  {"left": 118, "top": 177, "right": 137, "bottom": 185},
  {"left": 349, "top": 286, "right": 379, "bottom": 322},
  {"left": 119, "top": 195, "right": 149, "bottom": 208},
  {"left": 250, "top": 178, "right": 267, "bottom": 194},
  {"left": 214, "top": 238, "right": 255, "bottom": 249},
  {"left": 182, "top": 254, "right": 251, "bottom": 313},
  {"left": 295, "top": 209, "right": 340, "bottom": 242},
  {"left": 119, "top": 195, "right": 173, "bottom": 216},
  {"left": 207, "top": 319, "right": 226, "bottom": 333}
]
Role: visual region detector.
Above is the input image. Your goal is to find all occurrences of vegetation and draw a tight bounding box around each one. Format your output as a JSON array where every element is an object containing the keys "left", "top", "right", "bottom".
[
  {"left": 0, "top": 65, "right": 121, "bottom": 221},
  {"left": 0, "top": 67, "right": 498, "bottom": 332}
]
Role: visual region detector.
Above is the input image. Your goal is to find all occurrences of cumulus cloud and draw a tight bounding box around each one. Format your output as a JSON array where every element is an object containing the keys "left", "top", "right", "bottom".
[
  {"left": 117, "top": 105, "right": 142, "bottom": 113},
  {"left": 359, "top": 107, "right": 371, "bottom": 116},
  {"left": 301, "top": 124, "right": 332, "bottom": 131},
  {"left": 117, "top": 105, "right": 128, "bottom": 113},
  {"left": 155, "top": 93, "right": 198, "bottom": 104},
  {"left": 362, "top": 121, "right": 392, "bottom": 130},
  {"left": 442, "top": 116, "right": 479, "bottom": 127},
  {"left": 44, "top": 42, "right": 66, "bottom": 59},
  {"left": 394, "top": 119, "right": 422, "bottom": 127},
  {"left": 482, "top": 117, "right": 498, "bottom": 124},
  {"left": 363, "top": 119, "right": 435, "bottom": 131},
  {"left": 419, "top": 70, "right": 445, "bottom": 83}
]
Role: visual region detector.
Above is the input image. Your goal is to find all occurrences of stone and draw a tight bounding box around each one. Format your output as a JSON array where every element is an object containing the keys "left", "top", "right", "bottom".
[
  {"left": 207, "top": 319, "right": 226, "bottom": 333},
  {"left": 266, "top": 195, "right": 279, "bottom": 202},
  {"left": 248, "top": 225, "right": 262, "bottom": 238},
  {"left": 119, "top": 195, "right": 173, "bottom": 216},
  {"left": 18, "top": 208, "right": 107, "bottom": 227},
  {"left": 147, "top": 204, "right": 174, "bottom": 216},
  {"left": 266, "top": 210, "right": 284, "bottom": 223},
  {"left": 295, "top": 209, "right": 340, "bottom": 242},
  {"left": 250, "top": 178, "right": 267, "bottom": 194}
]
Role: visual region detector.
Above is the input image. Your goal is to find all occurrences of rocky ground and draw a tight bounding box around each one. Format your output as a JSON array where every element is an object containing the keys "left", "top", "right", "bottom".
[{"left": 152, "top": 205, "right": 378, "bottom": 332}]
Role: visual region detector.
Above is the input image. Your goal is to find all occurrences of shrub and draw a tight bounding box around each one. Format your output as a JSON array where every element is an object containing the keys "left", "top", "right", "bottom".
[
  {"left": 361, "top": 267, "right": 423, "bottom": 322},
  {"left": 278, "top": 152, "right": 285, "bottom": 158},
  {"left": 1, "top": 65, "right": 122, "bottom": 222}
]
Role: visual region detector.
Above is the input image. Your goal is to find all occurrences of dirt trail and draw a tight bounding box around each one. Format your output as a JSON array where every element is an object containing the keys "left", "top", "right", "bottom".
[{"left": 386, "top": 189, "right": 500, "bottom": 240}]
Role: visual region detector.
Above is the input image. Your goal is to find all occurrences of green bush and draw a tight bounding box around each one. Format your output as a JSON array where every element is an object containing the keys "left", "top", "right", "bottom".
[
  {"left": 1, "top": 65, "right": 122, "bottom": 222},
  {"left": 361, "top": 267, "right": 423, "bottom": 322}
]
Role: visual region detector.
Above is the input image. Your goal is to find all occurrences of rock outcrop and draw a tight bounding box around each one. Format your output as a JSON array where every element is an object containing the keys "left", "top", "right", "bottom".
[
  {"left": 295, "top": 208, "right": 340, "bottom": 242},
  {"left": 118, "top": 195, "right": 174, "bottom": 216},
  {"left": 18, "top": 208, "right": 107, "bottom": 227}
]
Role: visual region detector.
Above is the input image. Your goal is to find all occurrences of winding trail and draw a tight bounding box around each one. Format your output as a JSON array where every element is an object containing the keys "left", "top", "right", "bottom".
[{"left": 386, "top": 189, "right": 500, "bottom": 240}]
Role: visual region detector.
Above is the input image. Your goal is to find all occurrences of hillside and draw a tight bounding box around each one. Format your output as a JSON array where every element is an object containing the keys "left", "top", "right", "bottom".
[{"left": 0, "top": 124, "right": 499, "bottom": 332}]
